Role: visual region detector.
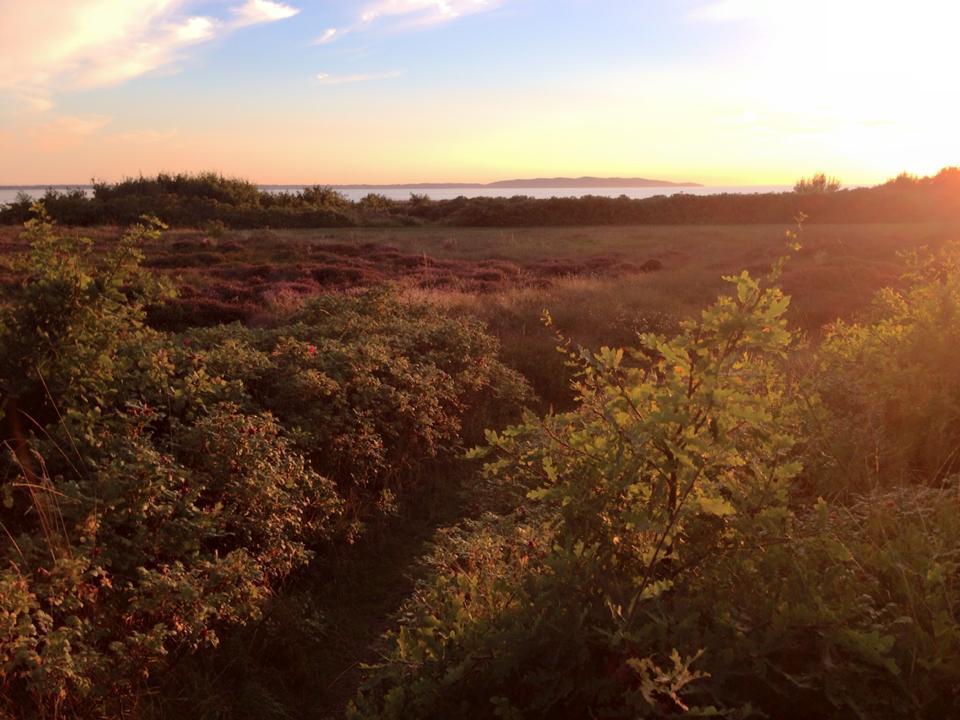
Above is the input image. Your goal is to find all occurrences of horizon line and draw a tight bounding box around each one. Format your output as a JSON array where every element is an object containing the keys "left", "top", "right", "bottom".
[{"left": 0, "top": 180, "right": 797, "bottom": 189}]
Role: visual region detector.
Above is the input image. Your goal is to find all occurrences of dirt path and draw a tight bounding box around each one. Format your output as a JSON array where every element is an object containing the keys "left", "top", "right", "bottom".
[
  {"left": 309, "top": 478, "right": 474, "bottom": 717},
  {"left": 153, "top": 471, "right": 476, "bottom": 720}
]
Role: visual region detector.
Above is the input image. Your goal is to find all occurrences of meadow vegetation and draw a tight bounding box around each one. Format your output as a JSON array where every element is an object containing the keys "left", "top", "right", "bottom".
[{"left": 1, "top": 206, "right": 960, "bottom": 718}]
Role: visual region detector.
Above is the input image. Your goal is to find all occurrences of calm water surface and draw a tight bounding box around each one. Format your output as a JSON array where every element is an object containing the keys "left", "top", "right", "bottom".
[{"left": 0, "top": 185, "right": 792, "bottom": 206}]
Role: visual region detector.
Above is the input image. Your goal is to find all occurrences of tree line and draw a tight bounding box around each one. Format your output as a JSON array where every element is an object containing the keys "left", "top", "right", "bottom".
[{"left": 2, "top": 168, "right": 959, "bottom": 228}]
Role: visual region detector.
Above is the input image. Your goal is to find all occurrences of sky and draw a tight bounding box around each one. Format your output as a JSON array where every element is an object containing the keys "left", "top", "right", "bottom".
[{"left": 0, "top": 0, "right": 958, "bottom": 185}]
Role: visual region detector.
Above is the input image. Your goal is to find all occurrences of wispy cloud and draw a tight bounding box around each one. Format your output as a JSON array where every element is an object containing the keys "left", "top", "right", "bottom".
[
  {"left": 315, "top": 71, "right": 402, "bottom": 85},
  {"left": 231, "top": 0, "right": 300, "bottom": 28},
  {"left": 359, "top": 0, "right": 505, "bottom": 27},
  {"left": 0, "top": 0, "right": 300, "bottom": 108},
  {"left": 317, "top": 0, "right": 505, "bottom": 45},
  {"left": 312, "top": 28, "right": 339, "bottom": 45},
  {"left": 19, "top": 94, "right": 56, "bottom": 113}
]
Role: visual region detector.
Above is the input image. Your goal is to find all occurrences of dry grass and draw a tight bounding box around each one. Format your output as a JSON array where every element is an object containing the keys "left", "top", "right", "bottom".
[
  {"left": 2, "top": 220, "right": 957, "bottom": 405},
  {"left": 393, "top": 222, "right": 958, "bottom": 405},
  {"left": 240, "top": 221, "right": 956, "bottom": 261},
  {"left": 239, "top": 222, "right": 955, "bottom": 343}
]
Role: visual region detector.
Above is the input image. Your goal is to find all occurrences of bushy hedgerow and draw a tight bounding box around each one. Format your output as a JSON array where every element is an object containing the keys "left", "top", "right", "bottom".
[
  {"left": 180, "top": 289, "right": 531, "bottom": 513},
  {"left": 351, "top": 256, "right": 960, "bottom": 719},
  {"left": 4, "top": 168, "right": 960, "bottom": 228},
  {"left": 0, "top": 211, "right": 340, "bottom": 717},
  {"left": 0, "top": 210, "right": 528, "bottom": 717}
]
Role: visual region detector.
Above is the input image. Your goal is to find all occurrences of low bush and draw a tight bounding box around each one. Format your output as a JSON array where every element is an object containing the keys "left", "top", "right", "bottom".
[
  {"left": 181, "top": 289, "right": 532, "bottom": 513},
  {"left": 814, "top": 244, "right": 960, "bottom": 492},
  {"left": 0, "top": 211, "right": 339, "bottom": 717}
]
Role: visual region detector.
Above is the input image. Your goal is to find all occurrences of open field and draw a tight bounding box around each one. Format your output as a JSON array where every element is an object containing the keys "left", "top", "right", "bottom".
[
  {"left": 4, "top": 220, "right": 952, "bottom": 405},
  {"left": 244, "top": 221, "right": 957, "bottom": 263},
  {"left": 4, "top": 221, "right": 951, "bottom": 327},
  {"left": 313, "top": 221, "right": 952, "bottom": 330}
]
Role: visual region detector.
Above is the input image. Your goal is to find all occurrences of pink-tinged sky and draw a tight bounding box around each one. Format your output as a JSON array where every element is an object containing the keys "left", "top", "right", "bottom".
[{"left": 0, "top": 0, "right": 958, "bottom": 185}]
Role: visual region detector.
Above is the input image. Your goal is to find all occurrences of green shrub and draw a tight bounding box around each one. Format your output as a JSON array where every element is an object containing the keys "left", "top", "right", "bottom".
[
  {"left": 351, "top": 257, "right": 960, "bottom": 719},
  {"left": 0, "top": 210, "right": 342, "bottom": 717},
  {"left": 352, "top": 261, "right": 807, "bottom": 718},
  {"left": 0, "top": 210, "right": 528, "bottom": 717},
  {"left": 815, "top": 244, "right": 960, "bottom": 491},
  {"left": 180, "top": 288, "right": 531, "bottom": 517},
  {"left": 300, "top": 185, "right": 350, "bottom": 210}
]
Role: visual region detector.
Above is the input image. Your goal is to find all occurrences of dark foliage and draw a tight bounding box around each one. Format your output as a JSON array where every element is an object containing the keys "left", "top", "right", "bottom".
[{"left": 3, "top": 168, "right": 960, "bottom": 228}]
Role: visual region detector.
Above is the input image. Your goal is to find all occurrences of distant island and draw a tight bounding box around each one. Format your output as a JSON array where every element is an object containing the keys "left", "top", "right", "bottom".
[
  {"left": 321, "top": 176, "right": 703, "bottom": 190},
  {"left": 1, "top": 177, "right": 703, "bottom": 193},
  {"left": 487, "top": 177, "right": 703, "bottom": 188}
]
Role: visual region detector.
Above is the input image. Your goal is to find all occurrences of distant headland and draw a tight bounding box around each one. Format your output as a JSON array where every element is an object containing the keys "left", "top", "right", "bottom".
[{"left": 319, "top": 177, "right": 704, "bottom": 190}]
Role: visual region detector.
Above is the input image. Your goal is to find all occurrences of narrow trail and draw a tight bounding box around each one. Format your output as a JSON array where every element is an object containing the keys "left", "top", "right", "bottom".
[
  {"left": 154, "top": 470, "right": 478, "bottom": 720},
  {"left": 310, "top": 476, "right": 475, "bottom": 717}
]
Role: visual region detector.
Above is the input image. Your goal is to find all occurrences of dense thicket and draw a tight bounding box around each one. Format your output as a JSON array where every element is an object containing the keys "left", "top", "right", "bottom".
[
  {"left": 0, "top": 212, "right": 528, "bottom": 718},
  {"left": 2, "top": 168, "right": 959, "bottom": 228},
  {"left": 3, "top": 208, "right": 960, "bottom": 718},
  {"left": 351, "top": 249, "right": 960, "bottom": 719}
]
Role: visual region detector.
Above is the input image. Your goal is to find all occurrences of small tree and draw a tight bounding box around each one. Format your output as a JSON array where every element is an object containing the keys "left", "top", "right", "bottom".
[
  {"left": 300, "top": 184, "right": 349, "bottom": 209},
  {"left": 794, "top": 172, "right": 841, "bottom": 193},
  {"left": 358, "top": 192, "right": 392, "bottom": 212}
]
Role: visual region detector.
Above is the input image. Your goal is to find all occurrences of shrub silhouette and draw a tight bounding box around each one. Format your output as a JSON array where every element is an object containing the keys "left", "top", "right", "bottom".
[
  {"left": 5, "top": 168, "right": 960, "bottom": 228},
  {"left": 794, "top": 172, "right": 842, "bottom": 193}
]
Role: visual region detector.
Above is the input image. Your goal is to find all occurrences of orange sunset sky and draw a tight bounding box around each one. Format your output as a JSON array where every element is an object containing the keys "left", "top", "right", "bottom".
[{"left": 1, "top": 0, "right": 958, "bottom": 185}]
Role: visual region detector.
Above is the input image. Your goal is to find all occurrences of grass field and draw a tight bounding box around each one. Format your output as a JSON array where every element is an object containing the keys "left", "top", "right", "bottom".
[
  {"left": 4, "top": 220, "right": 954, "bottom": 406},
  {"left": 251, "top": 222, "right": 958, "bottom": 404},
  {"left": 179, "top": 222, "right": 960, "bottom": 334}
]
